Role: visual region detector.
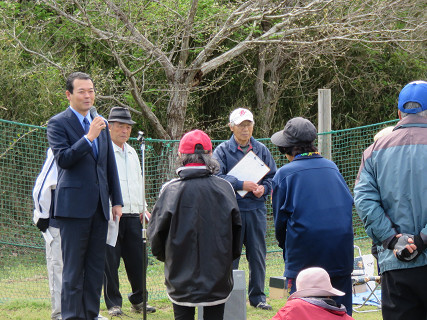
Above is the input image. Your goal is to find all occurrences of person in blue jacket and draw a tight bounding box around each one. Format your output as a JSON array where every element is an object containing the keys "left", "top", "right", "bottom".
[
  {"left": 354, "top": 80, "right": 427, "bottom": 320},
  {"left": 270, "top": 117, "right": 354, "bottom": 315},
  {"left": 213, "top": 108, "right": 277, "bottom": 310}
]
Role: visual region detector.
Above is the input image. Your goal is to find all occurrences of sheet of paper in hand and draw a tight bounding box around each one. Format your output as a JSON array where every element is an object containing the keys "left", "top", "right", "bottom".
[{"left": 227, "top": 151, "right": 270, "bottom": 197}]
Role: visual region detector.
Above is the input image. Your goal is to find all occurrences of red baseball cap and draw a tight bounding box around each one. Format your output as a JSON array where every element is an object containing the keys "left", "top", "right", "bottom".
[{"left": 178, "top": 130, "right": 212, "bottom": 154}]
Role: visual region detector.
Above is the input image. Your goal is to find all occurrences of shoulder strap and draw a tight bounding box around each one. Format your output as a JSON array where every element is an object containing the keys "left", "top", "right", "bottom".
[{"left": 394, "top": 123, "right": 427, "bottom": 130}]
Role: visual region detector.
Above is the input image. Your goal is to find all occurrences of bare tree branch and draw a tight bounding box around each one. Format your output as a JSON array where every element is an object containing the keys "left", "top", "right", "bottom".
[
  {"left": 102, "top": 0, "right": 176, "bottom": 81},
  {"left": 178, "top": 0, "right": 199, "bottom": 69},
  {"left": 108, "top": 43, "right": 170, "bottom": 139},
  {"left": 97, "top": 95, "right": 137, "bottom": 111},
  {"left": 10, "top": 28, "right": 65, "bottom": 74},
  {"left": 6, "top": 0, "right": 425, "bottom": 138}
]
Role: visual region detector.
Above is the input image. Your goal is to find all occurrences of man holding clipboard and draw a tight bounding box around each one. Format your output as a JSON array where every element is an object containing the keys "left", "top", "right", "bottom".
[{"left": 213, "top": 108, "right": 277, "bottom": 310}]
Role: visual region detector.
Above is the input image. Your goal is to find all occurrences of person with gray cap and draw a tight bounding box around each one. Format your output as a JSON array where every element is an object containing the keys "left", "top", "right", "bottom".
[
  {"left": 354, "top": 80, "right": 427, "bottom": 320},
  {"left": 271, "top": 117, "right": 354, "bottom": 315},
  {"left": 213, "top": 108, "right": 277, "bottom": 310},
  {"left": 103, "top": 107, "right": 156, "bottom": 316},
  {"left": 270, "top": 267, "right": 354, "bottom": 320}
]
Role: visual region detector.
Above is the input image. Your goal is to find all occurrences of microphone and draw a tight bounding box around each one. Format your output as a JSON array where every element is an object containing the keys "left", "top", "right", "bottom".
[
  {"left": 89, "top": 106, "right": 106, "bottom": 130},
  {"left": 89, "top": 106, "right": 98, "bottom": 119}
]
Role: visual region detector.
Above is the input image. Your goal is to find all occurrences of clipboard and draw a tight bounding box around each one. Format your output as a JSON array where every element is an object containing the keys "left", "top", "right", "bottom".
[{"left": 227, "top": 150, "right": 270, "bottom": 197}]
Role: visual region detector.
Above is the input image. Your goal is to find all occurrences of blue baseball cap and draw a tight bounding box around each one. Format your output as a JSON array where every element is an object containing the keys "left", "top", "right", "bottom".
[{"left": 398, "top": 80, "right": 427, "bottom": 114}]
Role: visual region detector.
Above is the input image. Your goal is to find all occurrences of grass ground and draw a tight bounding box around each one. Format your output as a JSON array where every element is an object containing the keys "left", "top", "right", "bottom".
[
  {"left": 0, "top": 298, "right": 382, "bottom": 320},
  {"left": 0, "top": 239, "right": 382, "bottom": 319}
]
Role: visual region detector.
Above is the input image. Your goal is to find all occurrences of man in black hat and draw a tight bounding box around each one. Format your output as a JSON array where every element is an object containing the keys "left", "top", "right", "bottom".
[
  {"left": 103, "top": 107, "right": 156, "bottom": 316},
  {"left": 270, "top": 117, "right": 354, "bottom": 315}
]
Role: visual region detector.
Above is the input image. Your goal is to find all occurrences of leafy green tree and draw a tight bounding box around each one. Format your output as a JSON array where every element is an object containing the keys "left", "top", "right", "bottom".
[{"left": 1, "top": 0, "right": 426, "bottom": 138}]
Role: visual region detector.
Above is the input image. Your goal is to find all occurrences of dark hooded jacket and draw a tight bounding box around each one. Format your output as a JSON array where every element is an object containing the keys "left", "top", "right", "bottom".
[{"left": 148, "top": 166, "right": 242, "bottom": 306}]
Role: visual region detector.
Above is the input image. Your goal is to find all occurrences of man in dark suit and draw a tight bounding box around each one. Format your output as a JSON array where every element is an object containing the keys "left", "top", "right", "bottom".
[{"left": 47, "top": 72, "right": 123, "bottom": 320}]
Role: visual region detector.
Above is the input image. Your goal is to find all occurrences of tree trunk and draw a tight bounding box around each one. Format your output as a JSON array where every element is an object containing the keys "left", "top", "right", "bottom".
[
  {"left": 255, "top": 45, "right": 284, "bottom": 137},
  {"left": 166, "top": 82, "right": 190, "bottom": 139}
]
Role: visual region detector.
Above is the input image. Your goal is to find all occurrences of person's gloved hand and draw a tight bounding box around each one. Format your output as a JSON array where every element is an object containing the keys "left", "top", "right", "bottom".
[
  {"left": 414, "top": 234, "right": 427, "bottom": 253},
  {"left": 389, "top": 234, "right": 418, "bottom": 262},
  {"left": 36, "top": 218, "right": 49, "bottom": 233}
]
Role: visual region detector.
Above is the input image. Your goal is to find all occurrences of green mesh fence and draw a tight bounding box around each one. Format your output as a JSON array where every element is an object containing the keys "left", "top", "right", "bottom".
[{"left": 0, "top": 118, "right": 398, "bottom": 303}]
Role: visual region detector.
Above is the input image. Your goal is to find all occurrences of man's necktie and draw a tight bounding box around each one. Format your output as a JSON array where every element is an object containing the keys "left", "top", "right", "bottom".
[
  {"left": 83, "top": 117, "right": 90, "bottom": 134},
  {"left": 83, "top": 118, "right": 98, "bottom": 159}
]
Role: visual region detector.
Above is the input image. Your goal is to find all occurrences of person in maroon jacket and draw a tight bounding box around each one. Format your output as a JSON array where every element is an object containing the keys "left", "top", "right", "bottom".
[{"left": 271, "top": 267, "right": 354, "bottom": 320}]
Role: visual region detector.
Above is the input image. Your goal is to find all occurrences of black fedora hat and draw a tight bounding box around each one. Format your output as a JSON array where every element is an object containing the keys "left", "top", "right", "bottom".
[{"left": 108, "top": 107, "right": 136, "bottom": 125}]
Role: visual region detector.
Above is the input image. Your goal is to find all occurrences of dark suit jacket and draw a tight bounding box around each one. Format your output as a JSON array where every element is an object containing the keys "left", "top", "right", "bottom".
[{"left": 47, "top": 107, "right": 123, "bottom": 220}]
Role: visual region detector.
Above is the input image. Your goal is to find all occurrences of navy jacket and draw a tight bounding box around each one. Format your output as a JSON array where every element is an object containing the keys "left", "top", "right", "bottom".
[
  {"left": 213, "top": 136, "right": 276, "bottom": 211},
  {"left": 47, "top": 107, "right": 123, "bottom": 220},
  {"left": 272, "top": 154, "right": 353, "bottom": 278}
]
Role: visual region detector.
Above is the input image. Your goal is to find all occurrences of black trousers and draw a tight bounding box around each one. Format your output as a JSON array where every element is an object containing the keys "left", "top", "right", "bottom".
[
  {"left": 104, "top": 216, "right": 146, "bottom": 309},
  {"left": 58, "top": 202, "right": 107, "bottom": 320},
  {"left": 172, "top": 303, "right": 225, "bottom": 320},
  {"left": 382, "top": 265, "right": 427, "bottom": 320}
]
